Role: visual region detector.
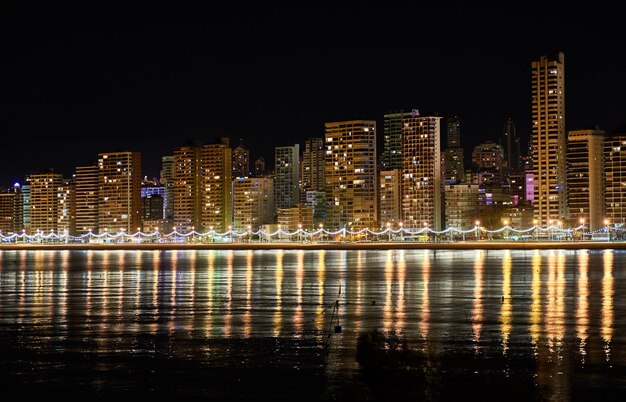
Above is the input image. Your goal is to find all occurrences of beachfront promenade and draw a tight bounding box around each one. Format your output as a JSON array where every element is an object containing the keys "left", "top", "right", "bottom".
[{"left": 1, "top": 240, "right": 625, "bottom": 251}]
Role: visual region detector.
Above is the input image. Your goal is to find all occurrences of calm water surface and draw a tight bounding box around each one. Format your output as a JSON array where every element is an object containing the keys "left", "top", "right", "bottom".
[{"left": 1, "top": 249, "right": 625, "bottom": 401}]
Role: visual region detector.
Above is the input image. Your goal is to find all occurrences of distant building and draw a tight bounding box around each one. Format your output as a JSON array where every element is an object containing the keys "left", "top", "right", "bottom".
[
  {"left": 57, "top": 178, "right": 75, "bottom": 235},
  {"left": 233, "top": 177, "right": 274, "bottom": 231},
  {"left": 277, "top": 206, "right": 313, "bottom": 231},
  {"left": 142, "top": 194, "right": 164, "bottom": 223},
  {"left": 274, "top": 144, "right": 300, "bottom": 210},
  {"left": 304, "top": 190, "right": 326, "bottom": 227},
  {"left": 98, "top": 151, "right": 142, "bottom": 234},
  {"left": 567, "top": 129, "right": 605, "bottom": 231},
  {"left": 75, "top": 165, "right": 99, "bottom": 234},
  {"left": 160, "top": 155, "right": 174, "bottom": 220},
  {"left": 254, "top": 157, "right": 266, "bottom": 177},
  {"left": 605, "top": 130, "right": 626, "bottom": 226},
  {"left": 29, "top": 170, "right": 63, "bottom": 234},
  {"left": 382, "top": 111, "right": 409, "bottom": 170},
  {"left": 379, "top": 169, "right": 401, "bottom": 226},
  {"left": 232, "top": 139, "right": 250, "bottom": 178},
  {"left": 502, "top": 117, "right": 521, "bottom": 172},
  {"left": 0, "top": 184, "right": 23, "bottom": 234},
  {"left": 444, "top": 183, "right": 480, "bottom": 230},
  {"left": 472, "top": 141, "right": 504, "bottom": 185},
  {"left": 444, "top": 116, "right": 465, "bottom": 183},
  {"left": 301, "top": 137, "right": 325, "bottom": 192},
  {"left": 401, "top": 115, "right": 442, "bottom": 230}
]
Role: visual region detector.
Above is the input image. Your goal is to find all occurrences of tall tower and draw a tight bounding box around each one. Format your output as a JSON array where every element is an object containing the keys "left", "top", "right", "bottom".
[
  {"left": 503, "top": 117, "right": 521, "bottom": 172},
  {"left": 173, "top": 142, "right": 202, "bottom": 232},
  {"left": 98, "top": 151, "right": 142, "bottom": 234},
  {"left": 605, "top": 129, "right": 626, "bottom": 226},
  {"left": 567, "top": 129, "right": 605, "bottom": 231},
  {"left": 75, "top": 165, "right": 99, "bottom": 234},
  {"left": 29, "top": 170, "right": 63, "bottom": 234},
  {"left": 301, "top": 137, "right": 325, "bottom": 192},
  {"left": 382, "top": 111, "right": 409, "bottom": 170},
  {"left": 444, "top": 115, "right": 465, "bottom": 182},
  {"left": 160, "top": 155, "right": 174, "bottom": 221},
  {"left": 275, "top": 144, "right": 300, "bottom": 210},
  {"left": 200, "top": 141, "right": 233, "bottom": 233},
  {"left": 531, "top": 52, "right": 566, "bottom": 226},
  {"left": 401, "top": 115, "right": 442, "bottom": 230},
  {"left": 325, "top": 120, "right": 377, "bottom": 230},
  {"left": 232, "top": 139, "right": 250, "bottom": 178}
]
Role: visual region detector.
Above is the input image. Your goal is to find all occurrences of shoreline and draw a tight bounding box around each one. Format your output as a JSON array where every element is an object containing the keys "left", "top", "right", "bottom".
[{"left": 0, "top": 241, "right": 624, "bottom": 251}]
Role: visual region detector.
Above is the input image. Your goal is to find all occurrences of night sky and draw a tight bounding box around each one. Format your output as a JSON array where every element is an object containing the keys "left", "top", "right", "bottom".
[{"left": 2, "top": 2, "right": 625, "bottom": 185}]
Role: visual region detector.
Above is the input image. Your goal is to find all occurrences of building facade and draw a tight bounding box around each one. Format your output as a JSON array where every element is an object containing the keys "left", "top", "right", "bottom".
[
  {"left": 401, "top": 116, "right": 442, "bottom": 230},
  {"left": 274, "top": 144, "right": 300, "bottom": 210},
  {"left": 531, "top": 52, "right": 567, "bottom": 226},
  {"left": 325, "top": 120, "right": 378, "bottom": 230},
  {"left": 98, "top": 151, "right": 142, "bottom": 234},
  {"left": 605, "top": 131, "right": 626, "bottom": 226},
  {"left": 567, "top": 129, "right": 605, "bottom": 231},
  {"left": 75, "top": 165, "right": 99, "bottom": 234},
  {"left": 379, "top": 169, "right": 401, "bottom": 226},
  {"left": 29, "top": 170, "right": 63, "bottom": 234},
  {"left": 301, "top": 137, "right": 325, "bottom": 192},
  {"left": 233, "top": 177, "right": 274, "bottom": 231}
]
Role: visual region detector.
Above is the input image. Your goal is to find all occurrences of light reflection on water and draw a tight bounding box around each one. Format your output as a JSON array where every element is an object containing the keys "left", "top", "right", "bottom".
[{"left": 1, "top": 248, "right": 626, "bottom": 399}]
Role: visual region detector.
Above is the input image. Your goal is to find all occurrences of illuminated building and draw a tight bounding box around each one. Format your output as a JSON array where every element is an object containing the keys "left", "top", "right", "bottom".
[
  {"left": 75, "top": 165, "right": 99, "bottom": 234},
  {"left": 444, "top": 115, "right": 465, "bottom": 183},
  {"left": 173, "top": 141, "right": 202, "bottom": 232},
  {"left": 277, "top": 205, "right": 313, "bottom": 231},
  {"left": 605, "top": 130, "right": 626, "bottom": 226},
  {"left": 0, "top": 184, "right": 22, "bottom": 234},
  {"left": 233, "top": 177, "right": 274, "bottom": 231},
  {"left": 382, "top": 111, "right": 409, "bottom": 170},
  {"left": 401, "top": 115, "right": 442, "bottom": 230},
  {"left": 98, "top": 151, "right": 142, "bottom": 234},
  {"left": 274, "top": 144, "right": 300, "bottom": 210},
  {"left": 232, "top": 139, "right": 250, "bottom": 178},
  {"left": 472, "top": 141, "right": 505, "bottom": 185},
  {"left": 444, "top": 183, "right": 479, "bottom": 230},
  {"left": 29, "top": 170, "right": 63, "bottom": 234},
  {"left": 200, "top": 141, "right": 232, "bottom": 233},
  {"left": 567, "top": 129, "right": 605, "bottom": 231},
  {"left": 57, "top": 178, "right": 75, "bottom": 235},
  {"left": 532, "top": 52, "right": 567, "bottom": 225},
  {"left": 379, "top": 169, "right": 401, "bottom": 226},
  {"left": 160, "top": 155, "right": 174, "bottom": 220},
  {"left": 325, "top": 120, "right": 378, "bottom": 230},
  {"left": 301, "top": 137, "right": 325, "bottom": 192}
]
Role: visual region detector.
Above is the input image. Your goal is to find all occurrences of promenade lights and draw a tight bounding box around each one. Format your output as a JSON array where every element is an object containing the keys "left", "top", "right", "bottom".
[
  {"left": 386, "top": 221, "right": 391, "bottom": 241},
  {"left": 298, "top": 223, "right": 302, "bottom": 242},
  {"left": 605, "top": 218, "right": 610, "bottom": 242},
  {"left": 475, "top": 220, "right": 480, "bottom": 240},
  {"left": 503, "top": 219, "right": 509, "bottom": 240},
  {"left": 247, "top": 225, "right": 252, "bottom": 243},
  {"left": 399, "top": 221, "right": 404, "bottom": 240}
]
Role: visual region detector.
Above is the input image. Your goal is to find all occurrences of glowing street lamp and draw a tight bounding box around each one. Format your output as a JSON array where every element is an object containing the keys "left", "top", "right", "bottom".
[
  {"left": 386, "top": 221, "right": 391, "bottom": 241},
  {"left": 474, "top": 220, "right": 480, "bottom": 240},
  {"left": 605, "top": 218, "right": 610, "bottom": 242}
]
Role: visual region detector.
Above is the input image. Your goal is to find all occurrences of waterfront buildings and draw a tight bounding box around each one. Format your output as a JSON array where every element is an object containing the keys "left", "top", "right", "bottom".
[
  {"left": 29, "top": 170, "right": 63, "bottom": 233},
  {"left": 324, "top": 120, "right": 378, "bottom": 230},
  {"left": 98, "top": 151, "right": 142, "bottom": 234},
  {"left": 301, "top": 137, "right": 325, "bottom": 192},
  {"left": 274, "top": 144, "right": 300, "bottom": 210},
  {"left": 379, "top": 169, "right": 401, "bottom": 226},
  {"left": 605, "top": 129, "right": 626, "bottom": 226},
  {"left": 531, "top": 52, "right": 567, "bottom": 226},
  {"left": 401, "top": 115, "right": 442, "bottom": 230}
]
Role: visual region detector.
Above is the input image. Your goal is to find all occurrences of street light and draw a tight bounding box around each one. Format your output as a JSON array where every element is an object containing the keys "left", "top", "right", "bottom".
[
  {"left": 298, "top": 223, "right": 302, "bottom": 242},
  {"left": 605, "top": 218, "right": 610, "bottom": 242},
  {"left": 398, "top": 221, "right": 404, "bottom": 241},
  {"left": 579, "top": 218, "right": 585, "bottom": 240},
  {"left": 474, "top": 220, "right": 480, "bottom": 241}
]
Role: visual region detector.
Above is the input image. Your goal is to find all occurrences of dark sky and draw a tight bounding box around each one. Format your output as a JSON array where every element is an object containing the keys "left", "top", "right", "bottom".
[{"left": 1, "top": 2, "right": 625, "bottom": 185}]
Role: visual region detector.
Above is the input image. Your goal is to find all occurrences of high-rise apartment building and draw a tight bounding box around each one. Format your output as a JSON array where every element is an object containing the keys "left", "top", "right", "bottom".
[
  {"left": 232, "top": 140, "right": 250, "bottom": 178},
  {"left": 444, "top": 183, "right": 480, "bottom": 230},
  {"left": 233, "top": 177, "right": 274, "bottom": 231},
  {"left": 382, "top": 111, "right": 410, "bottom": 170},
  {"left": 301, "top": 137, "right": 325, "bottom": 192},
  {"left": 173, "top": 142, "right": 202, "bottom": 232},
  {"left": 0, "top": 184, "right": 23, "bottom": 234},
  {"left": 401, "top": 115, "right": 442, "bottom": 230},
  {"left": 379, "top": 169, "right": 401, "bottom": 226},
  {"left": 325, "top": 120, "right": 378, "bottom": 230},
  {"left": 200, "top": 141, "right": 233, "bottom": 233},
  {"left": 98, "top": 151, "right": 142, "bottom": 234},
  {"left": 605, "top": 130, "right": 626, "bottom": 226},
  {"left": 531, "top": 52, "right": 567, "bottom": 225},
  {"left": 160, "top": 155, "right": 174, "bottom": 220},
  {"left": 444, "top": 115, "right": 465, "bottom": 183},
  {"left": 75, "top": 165, "right": 99, "bottom": 234},
  {"left": 503, "top": 118, "right": 521, "bottom": 172},
  {"left": 57, "top": 178, "right": 75, "bottom": 235},
  {"left": 275, "top": 144, "right": 300, "bottom": 211},
  {"left": 29, "top": 170, "right": 63, "bottom": 234},
  {"left": 567, "top": 129, "right": 605, "bottom": 231},
  {"left": 255, "top": 157, "right": 266, "bottom": 177},
  {"left": 472, "top": 141, "right": 505, "bottom": 185}
]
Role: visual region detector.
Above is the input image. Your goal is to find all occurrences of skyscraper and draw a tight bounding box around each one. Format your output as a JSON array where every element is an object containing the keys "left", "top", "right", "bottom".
[
  {"left": 233, "top": 177, "right": 274, "bottom": 231},
  {"left": 379, "top": 169, "right": 401, "bottom": 226},
  {"left": 301, "top": 137, "right": 325, "bottom": 192},
  {"left": 382, "top": 111, "right": 409, "bottom": 170},
  {"left": 605, "top": 129, "right": 626, "bottom": 226},
  {"left": 531, "top": 52, "right": 566, "bottom": 226},
  {"left": 173, "top": 142, "right": 202, "bottom": 232},
  {"left": 98, "top": 151, "right": 142, "bottom": 234},
  {"left": 325, "top": 120, "right": 377, "bottom": 230},
  {"left": 29, "top": 170, "right": 63, "bottom": 234},
  {"left": 472, "top": 141, "right": 505, "bottom": 185},
  {"left": 502, "top": 118, "right": 521, "bottom": 172},
  {"left": 75, "top": 165, "right": 99, "bottom": 234},
  {"left": 232, "top": 139, "right": 250, "bottom": 178},
  {"left": 567, "top": 129, "right": 605, "bottom": 231},
  {"left": 0, "top": 184, "right": 23, "bottom": 234},
  {"left": 275, "top": 144, "right": 300, "bottom": 211},
  {"left": 444, "top": 115, "right": 465, "bottom": 183},
  {"left": 401, "top": 115, "right": 442, "bottom": 230},
  {"left": 160, "top": 155, "right": 174, "bottom": 221},
  {"left": 200, "top": 141, "right": 233, "bottom": 233}
]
